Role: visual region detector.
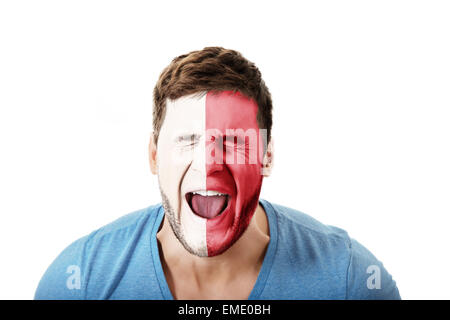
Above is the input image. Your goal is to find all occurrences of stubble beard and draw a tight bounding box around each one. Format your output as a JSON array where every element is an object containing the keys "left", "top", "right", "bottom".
[{"left": 159, "top": 186, "right": 209, "bottom": 258}]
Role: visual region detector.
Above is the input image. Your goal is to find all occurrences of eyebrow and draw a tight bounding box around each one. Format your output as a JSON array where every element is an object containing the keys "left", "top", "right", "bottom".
[{"left": 174, "top": 133, "right": 201, "bottom": 143}]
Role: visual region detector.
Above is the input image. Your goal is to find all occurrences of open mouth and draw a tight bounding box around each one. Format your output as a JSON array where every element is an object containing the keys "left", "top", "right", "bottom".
[{"left": 185, "top": 190, "right": 230, "bottom": 219}]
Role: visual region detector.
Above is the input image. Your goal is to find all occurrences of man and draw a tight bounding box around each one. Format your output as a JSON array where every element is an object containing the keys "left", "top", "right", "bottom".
[{"left": 35, "top": 47, "right": 400, "bottom": 299}]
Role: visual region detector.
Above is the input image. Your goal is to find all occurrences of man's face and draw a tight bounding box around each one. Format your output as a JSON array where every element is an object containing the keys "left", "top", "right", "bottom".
[{"left": 155, "top": 90, "right": 267, "bottom": 257}]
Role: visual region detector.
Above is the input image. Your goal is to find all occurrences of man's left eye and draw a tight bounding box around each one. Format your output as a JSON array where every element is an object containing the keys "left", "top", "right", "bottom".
[{"left": 224, "top": 140, "right": 248, "bottom": 151}]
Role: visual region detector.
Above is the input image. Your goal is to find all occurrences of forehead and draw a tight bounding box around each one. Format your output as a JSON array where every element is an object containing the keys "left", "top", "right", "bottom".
[
  {"left": 206, "top": 91, "right": 259, "bottom": 131},
  {"left": 162, "top": 91, "right": 259, "bottom": 134}
]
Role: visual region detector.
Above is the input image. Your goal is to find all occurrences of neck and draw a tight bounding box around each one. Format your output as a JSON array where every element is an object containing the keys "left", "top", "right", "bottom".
[{"left": 156, "top": 203, "right": 270, "bottom": 287}]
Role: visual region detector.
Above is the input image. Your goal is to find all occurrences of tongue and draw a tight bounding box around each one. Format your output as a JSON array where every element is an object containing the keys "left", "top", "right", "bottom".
[{"left": 191, "top": 194, "right": 227, "bottom": 219}]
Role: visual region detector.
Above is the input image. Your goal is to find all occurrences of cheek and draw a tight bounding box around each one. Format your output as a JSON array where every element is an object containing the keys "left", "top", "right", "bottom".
[
  {"left": 233, "top": 163, "right": 260, "bottom": 182},
  {"left": 229, "top": 163, "right": 263, "bottom": 199},
  {"left": 157, "top": 147, "right": 192, "bottom": 193}
]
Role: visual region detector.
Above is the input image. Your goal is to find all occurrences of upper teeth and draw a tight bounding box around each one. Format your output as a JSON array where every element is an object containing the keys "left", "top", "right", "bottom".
[{"left": 192, "top": 190, "right": 227, "bottom": 196}]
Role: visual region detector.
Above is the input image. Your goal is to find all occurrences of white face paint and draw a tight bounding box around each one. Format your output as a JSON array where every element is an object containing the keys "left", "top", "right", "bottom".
[{"left": 156, "top": 93, "right": 208, "bottom": 256}]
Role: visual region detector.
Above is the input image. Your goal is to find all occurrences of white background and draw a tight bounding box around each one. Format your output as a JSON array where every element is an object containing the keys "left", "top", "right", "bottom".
[{"left": 0, "top": 0, "right": 449, "bottom": 299}]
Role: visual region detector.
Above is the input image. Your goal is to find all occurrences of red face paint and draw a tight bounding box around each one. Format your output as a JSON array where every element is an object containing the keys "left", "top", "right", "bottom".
[{"left": 204, "top": 90, "right": 265, "bottom": 256}]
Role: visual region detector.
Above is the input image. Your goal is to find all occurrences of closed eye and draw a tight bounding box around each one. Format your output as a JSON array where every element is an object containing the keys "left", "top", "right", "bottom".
[
  {"left": 223, "top": 136, "right": 249, "bottom": 148},
  {"left": 175, "top": 134, "right": 201, "bottom": 146}
]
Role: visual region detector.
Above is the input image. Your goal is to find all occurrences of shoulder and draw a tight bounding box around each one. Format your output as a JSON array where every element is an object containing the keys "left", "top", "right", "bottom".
[
  {"left": 262, "top": 200, "right": 352, "bottom": 280},
  {"left": 262, "top": 200, "right": 351, "bottom": 249},
  {"left": 346, "top": 238, "right": 401, "bottom": 299},
  {"left": 84, "top": 204, "right": 161, "bottom": 245},
  {"left": 67, "top": 203, "right": 161, "bottom": 257},
  {"left": 34, "top": 204, "right": 162, "bottom": 300},
  {"left": 261, "top": 199, "right": 401, "bottom": 300}
]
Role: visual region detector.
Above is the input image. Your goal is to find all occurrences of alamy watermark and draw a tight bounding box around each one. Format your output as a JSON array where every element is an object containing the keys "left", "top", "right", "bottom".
[
  {"left": 170, "top": 128, "right": 269, "bottom": 175},
  {"left": 366, "top": 265, "right": 381, "bottom": 290},
  {"left": 66, "top": 265, "right": 81, "bottom": 290}
]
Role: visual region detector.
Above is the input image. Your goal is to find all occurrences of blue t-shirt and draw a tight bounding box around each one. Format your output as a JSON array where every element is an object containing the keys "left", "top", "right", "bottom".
[{"left": 34, "top": 199, "right": 400, "bottom": 300}]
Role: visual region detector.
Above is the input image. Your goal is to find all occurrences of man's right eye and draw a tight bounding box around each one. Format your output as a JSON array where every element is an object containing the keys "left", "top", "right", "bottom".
[
  {"left": 184, "top": 140, "right": 197, "bottom": 147},
  {"left": 176, "top": 135, "right": 199, "bottom": 148}
]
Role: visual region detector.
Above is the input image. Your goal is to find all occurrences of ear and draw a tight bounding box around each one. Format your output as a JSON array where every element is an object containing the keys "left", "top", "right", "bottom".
[
  {"left": 261, "top": 138, "right": 274, "bottom": 177},
  {"left": 148, "top": 132, "right": 158, "bottom": 175}
]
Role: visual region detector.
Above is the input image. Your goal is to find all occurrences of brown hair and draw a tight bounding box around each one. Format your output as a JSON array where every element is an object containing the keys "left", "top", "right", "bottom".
[{"left": 152, "top": 46, "right": 273, "bottom": 146}]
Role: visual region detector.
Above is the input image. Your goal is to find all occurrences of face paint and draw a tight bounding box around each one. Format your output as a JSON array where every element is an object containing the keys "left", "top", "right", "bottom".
[
  {"left": 157, "top": 90, "right": 265, "bottom": 257},
  {"left": 204, "top": 91, "right": 264, "bottom": 256},
  {"left": 157, "top": 94, "right": 208, "bottom": 257}
]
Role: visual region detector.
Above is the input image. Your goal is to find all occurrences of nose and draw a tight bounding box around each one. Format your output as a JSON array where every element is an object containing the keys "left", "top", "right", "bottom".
[
  {"left": 190, "top": 135, "right": 206, "bottom": 173},
  {"left": 206, "top": 137, "right": 224, "bottom": 176}
]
